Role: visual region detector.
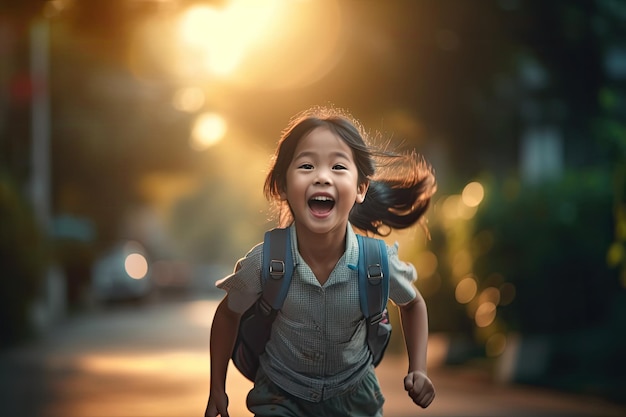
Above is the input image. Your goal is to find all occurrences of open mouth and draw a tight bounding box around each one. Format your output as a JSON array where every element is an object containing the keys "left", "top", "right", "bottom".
[{"left": 308, "top": 196, "right": 335, "bottom": 215}]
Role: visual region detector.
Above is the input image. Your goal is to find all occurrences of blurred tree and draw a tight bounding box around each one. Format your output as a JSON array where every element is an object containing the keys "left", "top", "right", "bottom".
[
  {"left": 48, "top": 13, "right": 196, "bottom": 247},
  {"left": 421, "top": 0, "right": 623, "bottom": 325},
  {"left": 428, "top": 0, "right": 626, "bottom": 400},
  {"left": 0, "top": 174, "right": 48, "bottom": 347},
  {"left": 474, "top": 171, "right": 616, "bottom": 334},
  {"left": 1, "top": 1, "right": 200, "bottom": 308},
  {"left": 592, "top": 0, "right": 626, "bottom": 291}
]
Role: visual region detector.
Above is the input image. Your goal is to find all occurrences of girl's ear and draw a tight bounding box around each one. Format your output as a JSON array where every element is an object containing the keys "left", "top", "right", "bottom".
[{"left": 355, "top": 181, "right": 369, "bottom": 204}]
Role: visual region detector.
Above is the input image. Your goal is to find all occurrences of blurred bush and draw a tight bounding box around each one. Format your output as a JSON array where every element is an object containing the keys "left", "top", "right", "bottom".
[
  {"left": 473, "top": 170, "right": 617, "bottom": 334},
  {"left": 472, "top": 169, "right": 626, "bottom": 401},
  {"left": 0, "top": 173, "right": 48, "bottom": 348}
]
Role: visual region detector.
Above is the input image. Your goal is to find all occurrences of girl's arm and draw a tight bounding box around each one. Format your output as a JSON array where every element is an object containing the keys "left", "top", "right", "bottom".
[
  {"left": 205, "top": 295, "right": 242, "bottom": 417},
  {"left": 398, "top": 291, "right": 436, "bottom": 408}
]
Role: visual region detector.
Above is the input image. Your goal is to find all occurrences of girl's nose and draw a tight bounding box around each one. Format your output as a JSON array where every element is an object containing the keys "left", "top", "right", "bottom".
[{"left": 314, "top": 169, "right": 332, "bottom": 185}]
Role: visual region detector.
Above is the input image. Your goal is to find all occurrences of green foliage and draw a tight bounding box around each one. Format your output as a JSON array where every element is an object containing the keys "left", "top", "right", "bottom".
[
  {"left": 595, "top": 87, "right": 626, "bottom": 160},
  {"left": 0, "top": 174, "right": 48, "bottom": 347},
  {"left": 473, "top": 170, "right": 618, "bottom": 335}
]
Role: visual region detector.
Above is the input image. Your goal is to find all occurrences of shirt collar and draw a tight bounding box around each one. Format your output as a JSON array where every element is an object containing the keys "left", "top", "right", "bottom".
[{"left": 288, "top": 223, "right": 360, "bottom": 282}]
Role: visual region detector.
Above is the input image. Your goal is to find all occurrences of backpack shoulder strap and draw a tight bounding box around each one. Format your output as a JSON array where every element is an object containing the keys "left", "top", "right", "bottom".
[
  {"left": 259, "top": 228, "right": 294, "bottom": 313},
  {"left": 356, "top": 235, "right": 390, "bottom": 323}
]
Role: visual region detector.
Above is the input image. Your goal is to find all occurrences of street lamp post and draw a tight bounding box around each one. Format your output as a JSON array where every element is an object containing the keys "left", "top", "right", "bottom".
[{"left": 29, "top": 16, "right": 67, "bottom": 331}]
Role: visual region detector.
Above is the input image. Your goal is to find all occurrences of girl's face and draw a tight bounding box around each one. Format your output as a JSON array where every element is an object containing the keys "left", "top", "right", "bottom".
[{"left": 280, "top": 126, "right": 368, "bottom": 236}]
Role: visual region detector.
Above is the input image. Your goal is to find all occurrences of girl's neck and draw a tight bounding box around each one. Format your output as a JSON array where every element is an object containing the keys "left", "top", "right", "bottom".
[{"left": 294, "top": 224, "right": 347, "bottom": 285}]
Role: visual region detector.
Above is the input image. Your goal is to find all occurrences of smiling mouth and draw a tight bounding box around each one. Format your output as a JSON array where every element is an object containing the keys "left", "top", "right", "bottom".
[{"left": 308, "top": 196, "right": 335, "bottom": 214}]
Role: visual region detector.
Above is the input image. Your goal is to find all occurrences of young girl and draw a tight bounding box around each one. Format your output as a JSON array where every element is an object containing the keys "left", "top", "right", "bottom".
[{"left": 205, "top": 106, "right": 437, "bottom": 417}]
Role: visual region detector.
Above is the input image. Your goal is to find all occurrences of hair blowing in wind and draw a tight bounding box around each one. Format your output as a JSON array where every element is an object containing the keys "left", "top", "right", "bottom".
[{"left": 264, "top": 106, "right": 437, "bottom": 236}]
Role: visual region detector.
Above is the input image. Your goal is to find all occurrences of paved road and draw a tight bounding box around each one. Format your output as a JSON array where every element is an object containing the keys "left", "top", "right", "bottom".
[{"left": 1, "top": 297, "right": 624, "bottom": 417}]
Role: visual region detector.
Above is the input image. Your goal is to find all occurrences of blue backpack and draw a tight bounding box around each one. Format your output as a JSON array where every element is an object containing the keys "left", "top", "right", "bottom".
[{"left": 232, "top": 228, "right": 391, "bottom": 382}]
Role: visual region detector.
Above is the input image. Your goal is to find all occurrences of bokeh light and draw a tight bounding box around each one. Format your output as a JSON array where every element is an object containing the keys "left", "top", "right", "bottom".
[
  {"left": 441, "top": 195, "right": 461, "bottom": 219},
  {"left": 475, "top": 301, "right": 497, "bottom": 327},
  {"left": 478, "top": 287, "right": 501, "bottom": 306},
  {"left": 442, "top": 194, "right": 479, "bottom": 220},
  {"left": 190, "top": 112, "right": 227, "bottom": 151},
  {"left": 125, "top": 253, "right": 149, "bottom": 279},
  {"left": 461, "top": 181, "right": 485, "bottom": 208},
  {"left": 455, "top": 276, "right": 478, "bottom": 304}
]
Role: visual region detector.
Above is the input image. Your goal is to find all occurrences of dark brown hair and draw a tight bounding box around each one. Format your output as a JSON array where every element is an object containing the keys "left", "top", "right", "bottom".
[{"left": 264, "top": 106, "right": 436, "bottom": 236}]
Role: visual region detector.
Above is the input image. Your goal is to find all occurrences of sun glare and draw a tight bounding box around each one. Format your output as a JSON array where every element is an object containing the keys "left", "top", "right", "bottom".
[
  {"left": 130, "top": 0, "right": 345, "bottom": 89},
  {"left": 178, "top": 0, "right": 280, "bottom": 76},
  {"left": 175, "top": 0, "right": 344, "bottom": 89}
]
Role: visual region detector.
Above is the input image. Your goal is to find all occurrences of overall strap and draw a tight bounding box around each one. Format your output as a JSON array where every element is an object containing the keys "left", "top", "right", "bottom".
[
  {"left": 356, "top": 235, "right": 390, "bottom": 323},
  {"left": 260, "top": 228, "right": 294, "bottom": 314}
]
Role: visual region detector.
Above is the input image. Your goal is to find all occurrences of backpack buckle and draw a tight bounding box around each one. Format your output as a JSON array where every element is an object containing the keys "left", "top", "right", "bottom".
[
  {"left": 367, "top": 264, "right": 383, "bottom": 280},
  {"left": 269, "top": 260, "right": 285, "bottom": 279}
]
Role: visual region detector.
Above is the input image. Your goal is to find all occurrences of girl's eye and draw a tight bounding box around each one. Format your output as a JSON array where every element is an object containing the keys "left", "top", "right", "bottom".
[
  {"left": 298, "top": 163, "right": 314, "bottom": 170},
  {"left": 333, "top": 164, "right": 347, "bottom": 170}
]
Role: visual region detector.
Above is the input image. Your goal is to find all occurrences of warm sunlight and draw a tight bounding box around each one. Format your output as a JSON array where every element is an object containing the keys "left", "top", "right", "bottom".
[
  {"left": 172, "top": 87, "right": 205, "bottom": 113},
  {"left": 129, "top": 0, "right": 345, "bottom": 89},
  {"left": 176, "top": 0, "right": 345, "bottom": 89},
  {"left": 178, "top": 1, "right": 280, "bottom": 76}
]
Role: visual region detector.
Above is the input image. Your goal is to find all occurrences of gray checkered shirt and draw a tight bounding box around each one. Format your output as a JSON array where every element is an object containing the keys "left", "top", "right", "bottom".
[{"left": 217, "top": 224, "right": 417, "bottom": 402}]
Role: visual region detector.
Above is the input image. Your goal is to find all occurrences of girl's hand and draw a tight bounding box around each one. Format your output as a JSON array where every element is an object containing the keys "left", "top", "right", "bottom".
[
  {"left": 204, "top": 392, "right": 229, "bottom": 417},
  {"left": 403, "top": 370, "right": 435, "bottom": 408}
]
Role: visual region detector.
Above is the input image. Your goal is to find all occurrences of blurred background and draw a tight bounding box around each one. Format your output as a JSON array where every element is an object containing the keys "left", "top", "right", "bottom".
[{"left": 1, "top": 0, "right": 625, "bottom": 411}]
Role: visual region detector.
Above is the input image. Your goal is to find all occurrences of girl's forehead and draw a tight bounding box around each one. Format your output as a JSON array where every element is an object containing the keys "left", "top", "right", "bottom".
[{"left": 294, "top": 126, "right": 352, "bottom": 156}]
